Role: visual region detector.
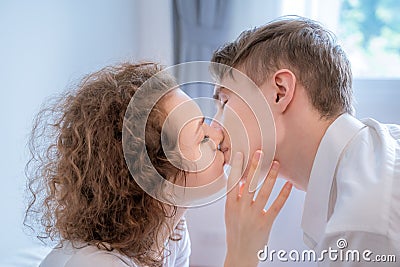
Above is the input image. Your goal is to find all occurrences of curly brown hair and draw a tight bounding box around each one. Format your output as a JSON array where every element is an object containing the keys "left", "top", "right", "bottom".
[{"left": 24, "top": 62, "right": 185, "bottom": 266}]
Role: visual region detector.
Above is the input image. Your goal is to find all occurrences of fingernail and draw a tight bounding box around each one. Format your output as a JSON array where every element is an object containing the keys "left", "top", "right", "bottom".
[
  {"left": 285, "top": 182, "right": 292, "bottom": 190},
  {"left": 272, "top": 161, "right": 279, "bottom": 171},
  {"left": 255, "top": 150, "right": 263, "bottom": 160}
]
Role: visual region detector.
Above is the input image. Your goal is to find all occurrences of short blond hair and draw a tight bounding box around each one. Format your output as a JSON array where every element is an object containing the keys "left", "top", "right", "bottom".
[{"left": 211, "top": 16, "right": 353, "bottom": 118}]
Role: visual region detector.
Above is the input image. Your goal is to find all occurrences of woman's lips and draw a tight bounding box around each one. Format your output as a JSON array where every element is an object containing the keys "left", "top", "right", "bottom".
[{"left": 219, "top": 146, "right": 229, "bottom": 153}]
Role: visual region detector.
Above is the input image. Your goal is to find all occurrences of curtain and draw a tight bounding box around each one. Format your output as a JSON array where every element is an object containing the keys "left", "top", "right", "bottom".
[
  {"left": 173, "top": 0, "right": 232, "bottom": 63},
  {"left": 172, "top": 0, "right": 233, "bottom": 105}
]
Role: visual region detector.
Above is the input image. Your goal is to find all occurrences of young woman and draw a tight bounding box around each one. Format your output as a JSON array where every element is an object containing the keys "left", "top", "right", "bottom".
[{"left": 25, "top": 62, "right": 292, "bottom": 267}]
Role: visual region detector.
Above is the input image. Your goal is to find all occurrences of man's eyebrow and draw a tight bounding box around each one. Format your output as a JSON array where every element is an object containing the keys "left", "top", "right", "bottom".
[{"left": 196, "top": 116, "right": 205, "bottom": 133}]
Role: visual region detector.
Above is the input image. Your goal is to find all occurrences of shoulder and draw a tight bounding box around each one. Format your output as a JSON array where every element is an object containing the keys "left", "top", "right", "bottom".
[
  {"left": 66, "top": 247, "right": 136, "bottom": 267},
  {"left": 336, "top": 118, "right": 399, "bottom": 191},
  {"left": 328, "top": 119, "right": 400, "bottom": 238},
  {"left": 361, "top": 117, "right": 400, "bottom": 140},
  {"left": 40, "top": 243, "right": 138, "bottom": 267},
  {"left": 164, "top": 218, "right": 191, "bottom": 267}
]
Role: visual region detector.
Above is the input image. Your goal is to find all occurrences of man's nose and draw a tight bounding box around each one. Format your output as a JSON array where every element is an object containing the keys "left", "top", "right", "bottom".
[
  {"left": 206, "top": 123, "right": 224, "bottom": 147},
  {"left": 210, "top": 118, "right": 222, "bottom": 130}
]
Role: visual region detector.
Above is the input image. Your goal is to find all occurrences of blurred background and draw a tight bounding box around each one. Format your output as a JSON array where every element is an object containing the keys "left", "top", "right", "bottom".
[{"left": 1, "top": 0, "right": 399, "bottom": 266}]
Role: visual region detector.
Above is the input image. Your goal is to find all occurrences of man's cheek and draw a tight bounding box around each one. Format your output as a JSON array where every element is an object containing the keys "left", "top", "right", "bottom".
[{"left": 222, "top": 106, "right": 250, "bottom": 167}]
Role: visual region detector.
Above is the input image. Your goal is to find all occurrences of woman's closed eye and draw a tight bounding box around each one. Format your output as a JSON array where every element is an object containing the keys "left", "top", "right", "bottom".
[{"left": 201, "top": 135, "right": 210, "bottom": 144}]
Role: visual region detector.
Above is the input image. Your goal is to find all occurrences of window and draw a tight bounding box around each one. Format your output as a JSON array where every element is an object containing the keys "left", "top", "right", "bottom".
[
  {"left": 281, "top": 0, "right": 400, "bottom": 78},
  {"left": 228, "top": 0, "right": 400, "bottom": 120}
]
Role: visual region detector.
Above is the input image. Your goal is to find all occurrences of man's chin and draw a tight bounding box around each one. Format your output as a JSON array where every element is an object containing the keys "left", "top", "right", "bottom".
[{"left": 223, "top": 151, "right": 231, "bottom": 166}]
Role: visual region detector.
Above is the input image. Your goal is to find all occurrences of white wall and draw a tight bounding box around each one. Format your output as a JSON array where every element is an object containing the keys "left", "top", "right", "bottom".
[
  {"left": 0, "top": 1, "right": 172, "bottom": 266},
  {"left": 353, "top": 80, "right": 400, "bottom": 124}
]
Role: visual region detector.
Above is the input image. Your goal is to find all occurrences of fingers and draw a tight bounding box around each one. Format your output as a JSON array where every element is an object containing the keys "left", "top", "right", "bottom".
[
  {"left": 265, "top": 181, "right": 292, "bottom": 221},
  {"left": 248, "top": 151, "right": 264, "bottom": 193},
  {"left": 226, "top": 152, "right": 243, "bottom": 203},
  {"left": 253, "top": 161, "right": 279, "bottom": 211},
  {"left": 241, "top": 150, "right": 263, "bottom": 202}
]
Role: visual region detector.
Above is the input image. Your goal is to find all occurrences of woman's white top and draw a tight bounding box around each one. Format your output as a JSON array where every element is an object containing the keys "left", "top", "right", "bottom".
[{"left": 39, "top": 226, "right": 191, "bottom": 267}]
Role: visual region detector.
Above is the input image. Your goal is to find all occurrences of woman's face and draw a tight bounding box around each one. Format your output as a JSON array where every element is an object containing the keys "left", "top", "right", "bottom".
[{"left": 162, "top": 89, "right": 225, "bottom": 187}]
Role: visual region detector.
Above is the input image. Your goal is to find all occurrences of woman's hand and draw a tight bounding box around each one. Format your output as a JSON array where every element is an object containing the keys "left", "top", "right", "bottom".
[{"left": 224, "top": 150, "right": 292, "bottom": 267}]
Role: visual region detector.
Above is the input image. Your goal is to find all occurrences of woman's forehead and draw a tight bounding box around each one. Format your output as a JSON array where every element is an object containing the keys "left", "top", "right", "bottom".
[
  {"left": 163, "top": 89, "right": 201, "bottom": 115},
  {"left": 162, "top": 89, "right": 203, "bottom": 130}
]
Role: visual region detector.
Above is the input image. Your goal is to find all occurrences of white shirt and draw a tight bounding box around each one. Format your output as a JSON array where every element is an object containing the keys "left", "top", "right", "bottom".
[
  {"left": 302, "top": 113, "right": 400, "bottom": 266},
  {"left": 39, "top": 222, "right": 191, "bottom": 267}
]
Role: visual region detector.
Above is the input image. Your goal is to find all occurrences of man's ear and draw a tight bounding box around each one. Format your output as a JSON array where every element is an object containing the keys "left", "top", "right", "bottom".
[{"left": 272, "top": 69, "right": 296, "bottom": 113}]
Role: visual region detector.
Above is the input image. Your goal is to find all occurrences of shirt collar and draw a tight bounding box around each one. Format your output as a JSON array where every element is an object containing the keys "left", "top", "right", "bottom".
[{"left": 301, "top": 113, "right": 366, "bottom": 248}]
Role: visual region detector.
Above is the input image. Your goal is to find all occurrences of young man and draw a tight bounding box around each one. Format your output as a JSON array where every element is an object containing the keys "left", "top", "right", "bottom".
[{"left": 211, "top": 16, "right": 399, "bottom": 266}]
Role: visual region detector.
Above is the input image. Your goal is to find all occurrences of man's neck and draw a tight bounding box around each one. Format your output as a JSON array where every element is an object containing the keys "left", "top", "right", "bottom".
[{"left": 279, "top": 113, "right": 336, "bottom": 191}]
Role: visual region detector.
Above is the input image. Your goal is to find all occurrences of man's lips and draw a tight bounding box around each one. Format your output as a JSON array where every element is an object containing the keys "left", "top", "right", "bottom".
[{"left": 219, "top": 145, "right": 230, "bottom": 165}]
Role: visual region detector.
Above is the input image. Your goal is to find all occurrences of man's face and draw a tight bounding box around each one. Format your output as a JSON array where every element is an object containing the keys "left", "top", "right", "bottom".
[
  {"left": 212, "top": 71, "right": 276, "bottom": 184},
  {"left": 213, "top": 86, "right": 259, "bottom": 168}
]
